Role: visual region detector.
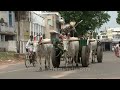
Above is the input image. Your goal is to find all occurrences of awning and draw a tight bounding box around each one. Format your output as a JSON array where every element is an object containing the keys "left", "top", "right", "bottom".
[
  {"left": 112, "top": 41, "right": 119, "bottom": 43},
  {"left": 0, "top": 32, "right": 16, "bottom": 35}
]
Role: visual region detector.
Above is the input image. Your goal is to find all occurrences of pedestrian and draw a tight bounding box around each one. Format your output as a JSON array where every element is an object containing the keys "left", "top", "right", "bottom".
[
  {"left": 112, "top": 45, "right": 114, "bottom": 52},
  {"left": 115, "top": 42, "right": 120, "bottom": 57}
]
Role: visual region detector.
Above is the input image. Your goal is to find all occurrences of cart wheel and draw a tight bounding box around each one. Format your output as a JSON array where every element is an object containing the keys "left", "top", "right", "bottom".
[
  {"left": 25, "top": 57, "right": 30, "bottom": 68},
  {"left": 97, "top": 46, "right": 103, "bottom": 63},
  {"left": 81, "top": 46, "right": 90, "bottom": 67},
  {"left": 51, "top": 47, "right": 61, "bottom": 68},
  {"left": 25, "top": 54, "right": 31, "bottom": 68},
  {"left": 32, "top": 60, "right": 39, "bottom": 67}
]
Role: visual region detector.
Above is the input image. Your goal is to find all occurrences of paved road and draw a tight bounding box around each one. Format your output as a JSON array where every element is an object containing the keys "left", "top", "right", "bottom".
[{"left": 0, "top": 51, "right": 120, "bottom": 79}]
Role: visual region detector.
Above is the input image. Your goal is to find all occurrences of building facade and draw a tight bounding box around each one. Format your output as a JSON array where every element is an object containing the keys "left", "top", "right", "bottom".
[
  {"left": 97, "top": 31, "right": 112, "bottom": 51},
  {"left": 0, "top": 11, "right": 17, "bottom": 52},
  {"left": 97, "top": 28, "right": 120, "bottom": 51},
  {"left": 0, "top": 11, "right": 16, "bottom": 41},
  {"left": 108, "top": 28, "right": 120, "bottom": 43},
  {"left": 40, "top": 12, "right": 62, "bottom": 39},
  {"left": 15, "top": 11, "right": 45, "bottom": 53},
  {"left": 30, "top": 11, "right": 45, "bottom": 40}
]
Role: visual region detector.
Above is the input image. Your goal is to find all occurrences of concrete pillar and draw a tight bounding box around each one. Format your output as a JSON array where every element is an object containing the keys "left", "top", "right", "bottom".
[
  {"left": 20, "top": 41, "right": 21, "bottom": 53},
  {"left": 103, "top": 42, "right": 105, "bottom": 51},
  {"left": 23, "top": 42, "right": 25, "bottom": 53},
  {"left": 3, "top": 35, "right": 5, "bottom": 41},
  {"left": 33, "top": 23, "right": 34, "bottom": 37},
  {"left": 110, "top": 42, "right": 112, "bottom": 51},
  {"left": 38, "top": 25, "right": 40, "bottom": 40},
  {"left": 102, "top": 42, "right": 104, "bottom": 51},
  {"left": 0, "top": 35, "right": 1, "bottom": 41},
  {"left": 35, "top": 24, "right": 37, "bottom": 36},
  {"left": 40, "top": 25, "right": 42, "bottom": 35},
  {"left": 34, "top": 24, "right": 36, "bottom": 36},
  {"left": 30, "top": 22, "right": 31, "bottom": 36},
  {"left": 104, "top": 43, "right": 105, "bottom": 51}
]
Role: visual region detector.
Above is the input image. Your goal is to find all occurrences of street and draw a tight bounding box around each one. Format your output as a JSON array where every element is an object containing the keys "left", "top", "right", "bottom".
[{"left": 0, "top": 51, "right": 120, "bottom": 79}]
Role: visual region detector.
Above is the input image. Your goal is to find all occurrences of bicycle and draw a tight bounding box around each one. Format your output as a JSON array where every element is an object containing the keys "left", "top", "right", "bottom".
[{"left": 25, "top": 48, "right": 37, "bottom": 68}]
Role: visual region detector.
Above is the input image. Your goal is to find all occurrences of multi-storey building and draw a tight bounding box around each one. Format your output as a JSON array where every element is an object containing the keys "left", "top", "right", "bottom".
[
  {"left": 0, "top": 11, "right": 17, "bottom": 52},
  {"left": 0, "top": 11, "right": 16, "bottom": 41},
  {"left": 40, "top": 11, "right": 63, "bottom": 39},
  {"left": 15, "top": 11, "right": 45, "bottom": 53}
]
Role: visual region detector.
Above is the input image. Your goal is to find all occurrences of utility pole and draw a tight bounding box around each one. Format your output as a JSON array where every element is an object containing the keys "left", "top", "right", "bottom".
[{"left": 18, "top": 11, "right": 20, "bottom": 53}]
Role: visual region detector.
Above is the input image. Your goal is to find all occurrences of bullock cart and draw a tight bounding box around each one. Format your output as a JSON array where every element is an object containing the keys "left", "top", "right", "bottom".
[{"left": 50, "top": 30, "right": 90, "bottom": 68}]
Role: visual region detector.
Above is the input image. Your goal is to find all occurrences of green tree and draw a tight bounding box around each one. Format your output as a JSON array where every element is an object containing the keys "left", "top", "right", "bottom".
[
  {"left": 59, "top": 11, "right": 110, "bottom": 35},
  {"left": 116, "top": 11, "right": 120, "bottom": 24}
]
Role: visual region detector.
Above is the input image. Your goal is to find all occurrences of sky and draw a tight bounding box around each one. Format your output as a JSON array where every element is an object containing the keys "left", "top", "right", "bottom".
[{"left": 98, "top": 11, "right": 120, "bottom": 32}]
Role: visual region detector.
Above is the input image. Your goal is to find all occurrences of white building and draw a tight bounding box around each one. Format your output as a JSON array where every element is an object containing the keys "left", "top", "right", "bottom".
[
  {"left": 97, "top": 31, "right": 112, "bottom": 51},
  {"left": 29, "top": 11, "right": 45, "bottom": 40},
  {"left": 0, "top": 11, "right": 16, "bottom": 41},
  {"left": 107, "top": 27, "right": 120, "bottom": 43},
  {"left": 15, "top": 11, "right": 45, "bottom": 53},
  {"left": 97, "top": 27, "right": 120, "bottom": 51},
  {"left": 15, "top": 11, "right": 63, "bottom": 53}
]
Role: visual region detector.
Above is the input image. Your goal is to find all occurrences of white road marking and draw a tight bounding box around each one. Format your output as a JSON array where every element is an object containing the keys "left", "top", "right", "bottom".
[{"left": 51, "top": 70, "right": 76, "bottom": 78}]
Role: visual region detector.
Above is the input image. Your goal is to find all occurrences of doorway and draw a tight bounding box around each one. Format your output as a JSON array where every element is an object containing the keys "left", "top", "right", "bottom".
[{"left": 105, "top": 42, "right": 110, "bottom": 51}]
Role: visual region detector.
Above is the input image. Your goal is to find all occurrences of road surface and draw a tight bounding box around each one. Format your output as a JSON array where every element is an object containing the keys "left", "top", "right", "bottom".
[{"left": 0, "top": 51, "right": 120, "bottom": 79}]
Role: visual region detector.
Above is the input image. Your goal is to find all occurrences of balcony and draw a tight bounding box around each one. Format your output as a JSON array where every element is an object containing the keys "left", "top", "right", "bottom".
[{"left": 0, "top": 26, "right": 16, "bottom": 35}]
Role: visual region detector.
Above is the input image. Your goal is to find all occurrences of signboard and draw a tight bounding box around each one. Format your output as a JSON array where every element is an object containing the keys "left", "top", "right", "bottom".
[
  {"left": 24, "top": 31, "right": 29, "bottom": 40},
  {"left": 24, "top": 35, "right": 29, "bottom": 40},
  {"left": 24, "top": 31, "right": 29, "bottom": 35}
]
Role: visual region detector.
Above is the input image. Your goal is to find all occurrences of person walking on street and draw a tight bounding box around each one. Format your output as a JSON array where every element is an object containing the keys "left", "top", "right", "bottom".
[{"left": 115, "top": 41, "right": 120, "bottom": 57}]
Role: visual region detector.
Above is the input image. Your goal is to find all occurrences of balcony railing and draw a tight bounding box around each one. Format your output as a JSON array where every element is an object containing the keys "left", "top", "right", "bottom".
[{"left": 0, "top": 25, "right": 16, "bottom": 35}]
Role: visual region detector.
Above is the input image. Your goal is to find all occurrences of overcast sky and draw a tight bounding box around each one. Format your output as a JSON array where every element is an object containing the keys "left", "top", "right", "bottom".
[{"left": 98, "top": 11, "right": 120, "bottom": 32}]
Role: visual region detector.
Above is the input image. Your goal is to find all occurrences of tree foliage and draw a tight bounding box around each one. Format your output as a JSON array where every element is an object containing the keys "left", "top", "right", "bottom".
[
  {"left": 59, "top": 11, "right": 110, "bottom": 35},
  {"left": 116, "top": 11, "right": 120, "bottom": 24}
]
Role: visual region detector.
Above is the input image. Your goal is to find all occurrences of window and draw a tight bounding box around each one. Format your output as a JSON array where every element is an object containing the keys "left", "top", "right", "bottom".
[
  {"left": 102, "top": 36, "right": 107, "bottom": 39},
  {"left": 36, "top": 24, "right": 38, "bottom": 34},
  {"left": 9, "top": 11, "right": 12, "bottom": 27},
  {"left": 47, "top": 19, "right": 53, "bottom": 26},
  {"left": 1, "top": 35, "right": 4, "bottom": 41}
]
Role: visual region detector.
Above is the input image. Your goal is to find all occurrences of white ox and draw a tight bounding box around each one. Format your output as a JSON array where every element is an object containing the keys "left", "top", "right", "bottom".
[
  {"left": 35, "top": 36, "right": 53, "bottom": 71},
  {"left": 87, "top": 37, "right": 98, "bottom": 63},
  {"left": 62, "top": 37, "right": 79, "bottom": 68}
]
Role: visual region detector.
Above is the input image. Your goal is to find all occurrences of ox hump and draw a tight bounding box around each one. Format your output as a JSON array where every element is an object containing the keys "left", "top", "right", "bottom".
[
  {"left": 69, "top": 37, "right": 79, "bottom": 41},
  {"left": 42, "top": 38, "right": 51, "bottom": 44}
]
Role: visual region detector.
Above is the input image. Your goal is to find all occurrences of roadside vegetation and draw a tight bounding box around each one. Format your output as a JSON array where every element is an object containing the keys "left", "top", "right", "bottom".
[{"left": 0, "top": 51, "right": 24, "bottom": 61}]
